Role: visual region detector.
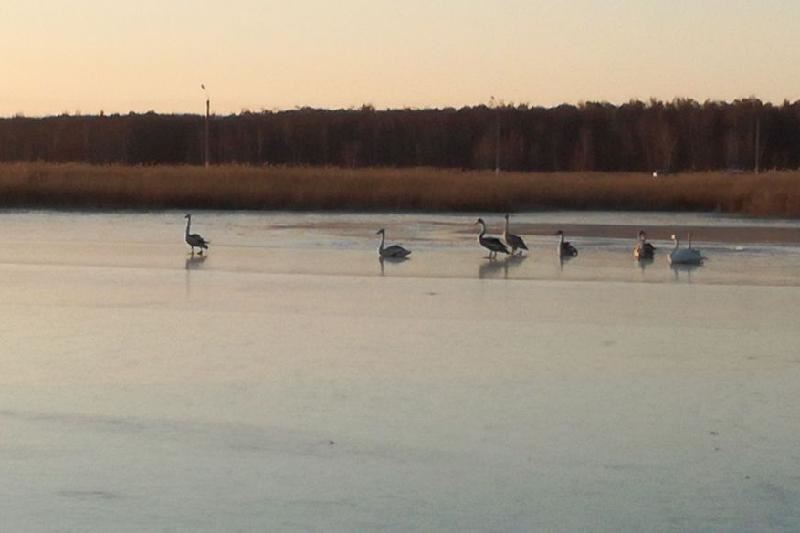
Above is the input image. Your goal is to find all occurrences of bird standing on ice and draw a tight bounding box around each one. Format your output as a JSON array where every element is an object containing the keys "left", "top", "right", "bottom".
[
  {"left": 668, "top": 233, "right": 704, "bottom": 265},
  {"left": 634, "top": 230, "right": 656, "bottom": 260},
  {"left": 556, "top": 230, "right": 578, "bottom": 258},
  {"left": 184, "top": 214, "right": 209, "bottom": 255},
  {"left": 376, "top": 228, "right": 411, "bottom": 259},
  {"left": 503, "top": 214, "right": 528, "bottom": 256},
  {"left": 476, "top": 218, "right": 510, "bottom": 259}
]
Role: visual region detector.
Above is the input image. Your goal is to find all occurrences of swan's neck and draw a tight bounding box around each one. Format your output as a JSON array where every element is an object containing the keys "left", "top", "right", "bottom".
[
  {"left": 559, "top": 233, "right": 564, "bottom": 245},
  {"left": 478, "top": 222, "right": 486, "bottom": 238},
  {"left": 185, "top": 217, "right": 191, "bottom": 237},
  {"left": 378, "top": 232, "right": 385, "bottom": 251},
  {"left": 673, "top": 238, "right": 679, "bottom": 250},
  {"left": 504, "top": 218, "right": 509, "bottom": 236}
]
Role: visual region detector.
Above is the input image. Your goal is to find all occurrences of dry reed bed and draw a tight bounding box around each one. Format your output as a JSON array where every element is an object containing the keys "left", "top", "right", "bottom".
[{"left": 0, "top": 163, "right": 799, "bottom": 216}]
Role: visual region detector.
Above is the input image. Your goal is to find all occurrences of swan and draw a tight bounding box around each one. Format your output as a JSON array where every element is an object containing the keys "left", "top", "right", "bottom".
[
  {"left": 376, "top": 229, "right": 411, "bottom": 258},
  {"left": 476, "top": 218, "right": 510, "bottom": 259},
  {"left": 184, "top": 214, "right": 209, "bottom": 255},
  {"left": 503, "top": 214, "right": 528, "bottom": 255},
  {"left": 668, "top": 233, "right": 704, "bottom": 265},
  {"left": 633, "top": 230, "right": 656, "bottom": 260},
  {"left": 556, "top": 230, "right": 578, "bottom": 257}
]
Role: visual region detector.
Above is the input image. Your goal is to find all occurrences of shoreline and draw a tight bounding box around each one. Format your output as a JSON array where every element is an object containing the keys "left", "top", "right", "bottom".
[
  {"left": 482, "top": 223, "right": 800, "bottom": 245},
  {"left": 1, "top": 162, "right": 799, "bottom": 217}
]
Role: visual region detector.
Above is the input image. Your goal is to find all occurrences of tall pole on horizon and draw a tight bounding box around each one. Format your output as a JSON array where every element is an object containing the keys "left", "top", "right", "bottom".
[
  {"left": 490, "top": 96, "right": 500, "bottom": 175},
  {"left": 201, "top": 84, "right": 210, "bottom": 168},
  {"left": 754, "top": 114, "right": 761, "bottom": 175}
]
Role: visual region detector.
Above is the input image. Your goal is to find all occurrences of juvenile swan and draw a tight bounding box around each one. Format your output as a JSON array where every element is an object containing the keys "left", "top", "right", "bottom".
[
  {"left": 376, "top": 229, "right": 411, "bottom": 258},
  {"left": 503, "top": 214, "right": 529, "bottom": 256},
  {"left": 634, "top": 230, "right": 656, "bottom": 260},
  {"left": 476, "top": 218, "right": 510, "bottom": 259},
  {"left": 184, "top": 214, "right": 209, "bottom": 255},
  {"left": 556, "top": 230, "right": 578, "bottom": 257}
]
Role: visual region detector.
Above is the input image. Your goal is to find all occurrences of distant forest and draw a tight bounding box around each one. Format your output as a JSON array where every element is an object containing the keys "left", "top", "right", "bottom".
[{"left": 2, "top": 99, "right": 799, "bottom": 172}]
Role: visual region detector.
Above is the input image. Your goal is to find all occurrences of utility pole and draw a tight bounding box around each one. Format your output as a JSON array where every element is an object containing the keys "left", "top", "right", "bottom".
[
  {"left": 495, "top": 109, "right": 500, "bottom": 175},
  {"left": 490, "top": 96, "right": 500, "bottom": 175},
  {"left": 201, "top": 84, "right": 210, "bottom": 168},
  {"left": 754, "top": 115, "right": 761, "bottom": 174}
]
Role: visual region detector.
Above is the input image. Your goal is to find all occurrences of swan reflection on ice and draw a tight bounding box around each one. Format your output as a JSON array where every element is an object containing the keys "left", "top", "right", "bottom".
[
  {"left": 636, "top": 256, "right": 655, "bottom": 272},
  {"left": 478, "top": 254, "right": 526, "bottom": 279},
  {"left": 670, "top": 262, "right": 703, "bottom": 283},
  {"left": 184, "top": 253, "right": 207, "bottom": 297},
  {"left": 185, "top": 254, "right": 208, "bottom": 270},
  {"left": 378, "top": 255, "right": 409, "bottom": 276}
]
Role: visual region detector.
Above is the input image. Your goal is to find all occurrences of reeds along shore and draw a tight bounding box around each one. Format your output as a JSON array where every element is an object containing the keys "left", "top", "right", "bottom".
[{"left": 0, "top": 163, "right": 799, "bottom": 216}]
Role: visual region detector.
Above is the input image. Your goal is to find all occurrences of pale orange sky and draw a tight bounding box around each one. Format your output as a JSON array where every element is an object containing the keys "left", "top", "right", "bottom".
[{"left": 2, "top": 0, "right": 799, "bottom": 117}]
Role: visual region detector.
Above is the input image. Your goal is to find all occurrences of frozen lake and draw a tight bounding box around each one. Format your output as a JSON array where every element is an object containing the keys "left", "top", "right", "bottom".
[{"left": 1, "top": 210, "right": 799, "bottom": 532}]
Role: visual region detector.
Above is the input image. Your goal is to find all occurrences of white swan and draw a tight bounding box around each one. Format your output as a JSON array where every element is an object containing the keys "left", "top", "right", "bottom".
[
  {"left": 668, "top": 233, "right": 704, "bottom": 265},
  {"left": 376, "top": 229, "right": 411, "bottom": 258}
]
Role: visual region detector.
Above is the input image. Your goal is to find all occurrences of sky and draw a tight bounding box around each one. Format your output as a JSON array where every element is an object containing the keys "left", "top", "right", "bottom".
[{"left": 2, "top": 0, "right": 799, "bottom": 117}]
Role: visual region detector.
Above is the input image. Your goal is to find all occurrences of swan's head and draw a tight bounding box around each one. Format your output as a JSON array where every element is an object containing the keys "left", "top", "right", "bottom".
[
  {"left": 504, "top": 213, "right": 510, "bottom": 220},
  {"left": 475, "top": 218, "right": 485, "bottom": 225},
  {"left": 670, "top": 234, "right": 678, "bottom": 240},
  {"left": 184, "top": 213, "right": 191, "bottom": 219},
  {"left": 555, "top": 230, "right": 564, "bottom": 236},
  {"left": 376, "top": 228, "right": 385, "bottom": 235}
]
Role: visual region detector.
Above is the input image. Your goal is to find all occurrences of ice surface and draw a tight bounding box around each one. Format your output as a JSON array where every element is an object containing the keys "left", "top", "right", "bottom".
[{"left": 0, "top": 211, "right": 798, "bottom": 532}]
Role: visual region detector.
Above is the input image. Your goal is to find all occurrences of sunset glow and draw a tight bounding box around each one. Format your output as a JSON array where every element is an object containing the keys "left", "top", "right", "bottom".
[{"left": 2, "top": 0, "right": 800, "bottom": 116}]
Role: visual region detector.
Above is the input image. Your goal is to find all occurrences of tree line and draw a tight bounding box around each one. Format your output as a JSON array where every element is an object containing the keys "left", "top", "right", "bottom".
[{"left": 1, "top": 99, "right": 799, "bottom": 172}]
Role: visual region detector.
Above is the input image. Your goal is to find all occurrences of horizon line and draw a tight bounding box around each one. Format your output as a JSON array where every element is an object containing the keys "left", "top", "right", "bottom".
[{"left": 3, "top": 96, "right": 798, "bottom": 120}]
